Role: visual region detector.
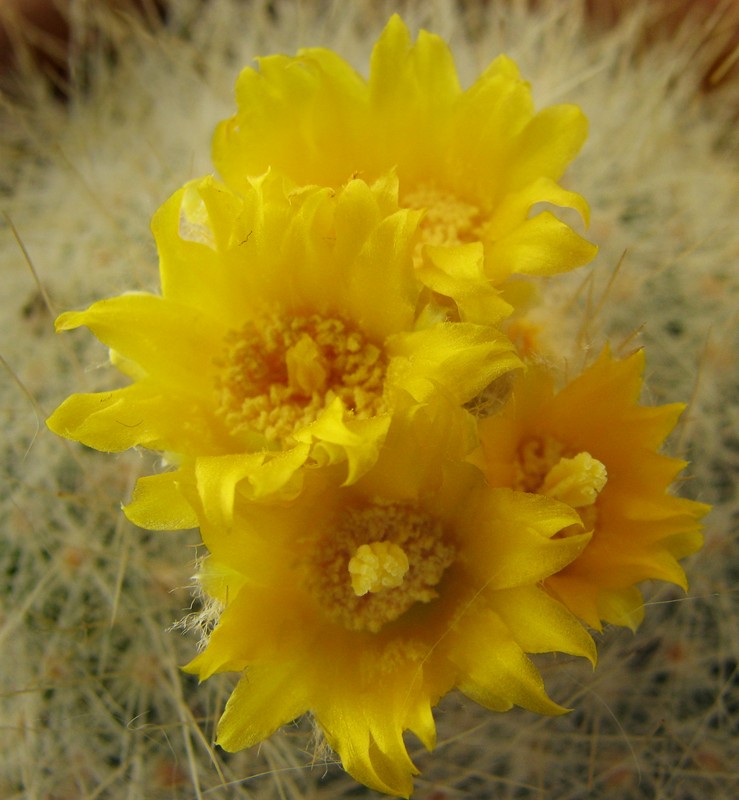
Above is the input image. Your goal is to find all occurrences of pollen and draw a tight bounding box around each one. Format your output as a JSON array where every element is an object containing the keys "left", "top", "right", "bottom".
[
  {"left": 403, "top": 182, "right": 483, "bottom": 264},
  {"left": 214, "top": 313, "right": 387, "bottom": 443},
  {"left": 307, "top": 501, "right": 455, "bottom": 633}
]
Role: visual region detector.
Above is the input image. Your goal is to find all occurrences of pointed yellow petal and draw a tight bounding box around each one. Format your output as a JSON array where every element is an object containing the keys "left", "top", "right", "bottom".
[
  {"left": 450, "top": 56, "right": 532, "bottom": 194},
  {"left": 369, "top": 15, "right": 460, "bottom": 178},
  {"left": 214, "top": 48, "right": 367, "bottom": 191},
  {"left": 215, "top": 663, "right": 311, "bottom": 752},
  {"left": 184, "top": 577, "right": 316, "bottom": 679},
  {"left": 315, "top": 687, "right": 419, "bottom": 798},
  {"left": 123, "top": 470, "right": 198, "bottom": 530},
  {"left": 184, "top": 648, "right": 247, "bottom": 682},
  {"left": 359, "top": 392, "right": 479, "bottom": 501},
  {"left": 330, "top": 177, "right": 419, "bottom": 340},
  {"left": 55, "top": 294, "right": 225, "bottom": 389},
  {"left": 453, "top": 610, "right": 567, "bottom": 715},
  {"left": 388, "top": 322, "right": 521, "bottom": 404},
  {"left": 597, "top": 586, "right": 646, "bottom": 632},
  {"left": 545, "top": 573, "right": 605, "bottom": 632},
  {"left": 485, "top": 211, "right": 598, "bottom": 281},
  {"left": 489, "top": 586, "right": 596, "bottom": 666},
  {"left": 294, "top": 398, "right": 391, "bottom": 485},
  {"left": 46, "top": 382, "right": 223, "bottom": 454},
  {"left": 153, "top": 178, "right": 257, "bottom": 327},
  {"left": 485, "top": 176, "right": 591, "bottom": 239},
  {"left": 195, "top": 446, "right": 311, "bottom": 529},
  {"left": 506, "top": 104, "right": 589, "bottom": 186},
  {"left": 404, "top": 693, "right": 437, "bottom": 753},
  {"left": 461, "top": 488, "right": 591, "bottom": 590},
  {"left": 418, "top": 243, "right": 514, "bottom": 324}
]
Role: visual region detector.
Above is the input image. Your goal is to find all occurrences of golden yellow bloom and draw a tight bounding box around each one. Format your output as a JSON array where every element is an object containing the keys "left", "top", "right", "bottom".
[
  {"left": 47, "top": 172, "right": 520, "bottom": 524},
  {"left": 213, "top": 15, "right": 597, "bottom": 296},
  {"left": 185, "top": 406, "right": 596, "bottom": 797},
  {"left": 473, "top": 348, "right": 709, "bottom": 631}
]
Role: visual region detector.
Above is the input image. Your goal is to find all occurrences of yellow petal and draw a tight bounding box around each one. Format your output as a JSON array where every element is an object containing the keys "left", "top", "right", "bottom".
[
  {"left": 46, "top": 382, "right": 223, "bottom": 454},
  {"left": 573, "top": 533, "right": 694, "bottom": 591},
  {"left": 55, "top": 294, "right": 225, "bottom": 390},
  {"left": 184, "top": 648, "right": 247, "bottom": 682},
  {"left": 153, "top": 178, "right": 256, "bottom": 325},
  {"left": 293, "top": 398, "right": 391, "bottom": 485},
  {"left": 359, "top": 392, "right": 480, "bottom": 501},
  {"left": 417, "top": 243, "right": 514, "bottom": 324},
  {"left": 485, "top": 211, "right": 598, "bottom": 281},
  {"left": 215, "top": 663, "right": 311, "bottom": 752},
  {"left": 369, "top": 15, "right": 460, "bottom": 178},
  {"left": 123, "top": 469, "right": 198, "bottom": 530},
  {"left": 453, "top": 610, "right": 567, "bottom": 715},
  {"left": 460, "top": 488, "right": 591, "bottom": 590},
  {"left": 184, "top": 579, "right": 315, "bottom": 679},
  {"left": 545, "top": 573, "right": 605, "bottom": 632},
  {"left": 388, "top": 322, "right": 521, "bottom": 404},
  {"left": 596, "top": 586, "right": 646, "bottom": 632},
  {"left": 488, "top": 586, "right": 596, "bottom": 666},
  {"left": 214, "top": 48, "right": 367, "bottom": 191},
  {"left": 485, "top": 176, "right": 591, "bottom": 239},
  {"left": 315, "top": 684, "right": 420, "bottom": 798},
  {"left": 195, "top": 446, "right": 311, "bottom": 529},
  {"left": 506, "top": 104, "right": 589, "bottom": 186},
  {"left": 450, "top": 56, "right": 532, "bottom": 194},
  {"left": 329, "top": 176, "right": 420, "bottom": 341}
]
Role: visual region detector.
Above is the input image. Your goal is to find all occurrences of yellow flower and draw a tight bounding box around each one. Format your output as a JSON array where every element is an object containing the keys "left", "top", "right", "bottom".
[
  {"left": 185, "top": 406, "right": 596, "bottom": 797},
  {"left": 473, "top": 347, "right": 709, "bottom": 631},
  {"left": 213, "top": 14, "right": 597, "bottom": 297},
  {"left": 47, "top": 172, "right": 520, "bottom": 526}
]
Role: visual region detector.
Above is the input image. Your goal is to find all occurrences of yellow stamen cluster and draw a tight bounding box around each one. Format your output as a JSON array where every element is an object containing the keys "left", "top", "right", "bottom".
[
  {"left": 349, "top": 541, "right": 410, "bottom": 596},
  {"left": 515, "top": 438, "right": 607, "bottom": 533},
  {"left": 541, "top": 452, "right": 607, "bottom": 508},
  {"left": 403, "top": 182, "right": 482, "bottom": 263},
  {"left": 214, "top": 313, "right": 387, "bottom": 443},
  {"left": 307, "top": 501, "right": 455, "bottom": 633}
]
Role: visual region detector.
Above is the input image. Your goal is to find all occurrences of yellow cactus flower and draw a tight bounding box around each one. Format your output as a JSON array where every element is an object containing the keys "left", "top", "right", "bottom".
[
  {"left": 185, "top": 406, "right": 596, "bottom": 797},
  {"left": 47, "top": 171, "right": 520, "bottom": 526},
  {"left": 473, "top": 347, "right": 709, "bottom": 631},
  {"left": 213, "top": 14, "right": 597, "bottom": 296}
]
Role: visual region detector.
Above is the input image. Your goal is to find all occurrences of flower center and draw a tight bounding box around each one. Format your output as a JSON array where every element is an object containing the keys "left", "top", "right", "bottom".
[
  {"left": 403, "top": 182, "right": 483, "bottom": 264},
  {"left": 307, "top": 501, "right": 455, "bottom": 633},
  {"left": 515, "top": 437, "right": 608, "bottom": 528},
  {"left": 214, "top": 313, "right": 387, "bottom": 444}
]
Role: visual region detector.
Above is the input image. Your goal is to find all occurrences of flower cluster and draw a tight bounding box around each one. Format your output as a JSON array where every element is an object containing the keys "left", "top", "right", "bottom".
[{"left": 47, "top": 16, "right": 708, "bottom": 798}]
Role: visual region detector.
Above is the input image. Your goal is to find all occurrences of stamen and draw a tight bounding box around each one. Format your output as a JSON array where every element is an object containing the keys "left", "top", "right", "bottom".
[
  {"left": 307, "top": 501, "right": 455, "bottom": 633},
  {"left": 403, "top": 182, "right": 483, "bottom": 265},
  {"left": 214, "top": 313, "right": 387, "bottom": 443}
]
